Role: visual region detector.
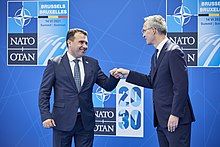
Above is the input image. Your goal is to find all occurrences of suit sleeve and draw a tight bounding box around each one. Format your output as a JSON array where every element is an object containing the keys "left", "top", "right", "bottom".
[
  {"left": 169, "top": 48, "right": 188, "bottom": 118},
  {"left": 38, "top": 59, "right": 55, "bottom": 122},
  {"left": 95, "top": 62, "right": 119, "bottom": 91},
  {"left": 126, "top": 70, "right": 153, "bottom": 89}
]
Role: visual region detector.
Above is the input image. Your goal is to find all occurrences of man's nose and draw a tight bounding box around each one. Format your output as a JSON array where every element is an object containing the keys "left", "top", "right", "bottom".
[{"left": 83, "top": 43, "right": 88, "bottom": 49}]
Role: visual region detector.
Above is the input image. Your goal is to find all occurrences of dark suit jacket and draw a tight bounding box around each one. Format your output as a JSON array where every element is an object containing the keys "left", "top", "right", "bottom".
[
  {"left": 126, "top": 40, "right": 195, "bottom": 128},
  {"left": 39, "top": 52, "right": 119, "bottom": 131}
]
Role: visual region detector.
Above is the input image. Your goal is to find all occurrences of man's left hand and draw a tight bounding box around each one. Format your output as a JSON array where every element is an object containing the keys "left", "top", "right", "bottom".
[{"left": 167, "top": 115, "right": 179, "bottom": 132}]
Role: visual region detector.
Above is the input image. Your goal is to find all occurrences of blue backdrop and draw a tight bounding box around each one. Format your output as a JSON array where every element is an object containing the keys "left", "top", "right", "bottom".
[{"left": 1, "top": 0, "right": 220, "bottom": 147}]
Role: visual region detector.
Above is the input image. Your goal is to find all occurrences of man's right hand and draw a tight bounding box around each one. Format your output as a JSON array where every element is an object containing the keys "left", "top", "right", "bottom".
[
  {"left": 42, "top": 119, "right": 56, "bottom": 128},
  {"left": 110, "top": 68, "right": 130, "bottom": 79},
  {"left": 116, "top": 68, "right": 130, "bottom": 78}
]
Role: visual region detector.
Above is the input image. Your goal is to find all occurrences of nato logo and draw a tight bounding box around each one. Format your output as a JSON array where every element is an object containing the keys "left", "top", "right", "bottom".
[
  {"left": 8, "top": 1, "right": 38, "bottom": 65},
  {"left": 8, "top": 2, "right": 37, "bottom": 33},
  {"left": 92, "top": 85, "right": 116, "bottom": 135},
  {"left": 14, "top": 7, "right": 32, "bottom": 28},
  {"left": 92, "top": 85, "right": 116, "bottom": 108},
  {"left": 167, "top": 0, "right": 197, "bottom": 32}
]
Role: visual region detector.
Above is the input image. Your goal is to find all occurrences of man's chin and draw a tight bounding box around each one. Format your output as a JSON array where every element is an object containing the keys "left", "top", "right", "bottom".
[
  {"left": 146, "top": 41, "right": 151, "bottom": 45},
  {"left": 80, "top": 52, "right": 86, "bottom": 56}
]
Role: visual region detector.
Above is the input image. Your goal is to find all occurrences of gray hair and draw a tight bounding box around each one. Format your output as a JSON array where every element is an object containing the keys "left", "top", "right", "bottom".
[{"left": 144, "top": 15, "right": 167, "bottom": 35}]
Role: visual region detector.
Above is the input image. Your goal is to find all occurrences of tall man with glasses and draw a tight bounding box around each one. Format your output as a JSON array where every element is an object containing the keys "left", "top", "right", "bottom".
[
  {"left": 111, "top": 15, "right": 195, "bottom": 147},
  {"left": 39, "top": 28, "right": 119, "bottom": 147}
]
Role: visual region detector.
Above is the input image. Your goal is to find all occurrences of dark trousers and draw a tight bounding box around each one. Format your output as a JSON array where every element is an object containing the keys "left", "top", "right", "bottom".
[
  {"left": 156, "top": 123, "right": 191, "bottom": 147},
  {"left": 53, "top": 114, "right": 94, "bottom": 147}
]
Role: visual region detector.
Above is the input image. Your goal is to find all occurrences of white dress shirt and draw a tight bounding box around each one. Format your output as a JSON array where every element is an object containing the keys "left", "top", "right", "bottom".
[
  {"left": 67, "top": 52, "right": 85, "bottom": 87},
  {"left": 156, "top": 37, "right": 169, "bottom": 58},
  {"left": 67, "top": 52, "right": 85, "bottom": 112}
]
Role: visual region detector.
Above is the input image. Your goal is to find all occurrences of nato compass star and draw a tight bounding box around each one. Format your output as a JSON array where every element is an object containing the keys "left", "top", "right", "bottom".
[
  {"left": 95, "top": 87, "right": 111, "bottom": 108},
  {"left": 173, "top": 4, "right": 192, "bottom": 27},
  {"left": 14, "top": 6, "right": 32, "bottom": 29}
]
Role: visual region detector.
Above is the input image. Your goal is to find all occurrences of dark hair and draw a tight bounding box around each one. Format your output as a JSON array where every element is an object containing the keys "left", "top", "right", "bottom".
[{"left": 66, "top": 28, "right": 88, "bottom": 47}]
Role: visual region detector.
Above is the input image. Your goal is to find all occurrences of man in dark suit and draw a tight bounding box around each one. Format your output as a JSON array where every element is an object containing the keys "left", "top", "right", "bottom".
[
  {"left": 111, "top": 15, "right": 195, "bottom": 147},
  {"left": 39, "top": 28, "right": 119, "bottom": 147}
]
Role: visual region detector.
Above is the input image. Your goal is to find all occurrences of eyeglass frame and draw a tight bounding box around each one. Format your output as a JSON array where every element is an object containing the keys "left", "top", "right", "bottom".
[{"left": 141, "top": 27, "right": 153, "bottom": 34}]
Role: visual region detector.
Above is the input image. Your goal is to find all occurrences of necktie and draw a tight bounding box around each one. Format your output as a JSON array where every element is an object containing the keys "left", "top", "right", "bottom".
[
  {"left": 154, "top": 49, "right": 158, "bottom": 68},
  {"left": 73, "top": 59, "right": 81, "bottom": 91}
]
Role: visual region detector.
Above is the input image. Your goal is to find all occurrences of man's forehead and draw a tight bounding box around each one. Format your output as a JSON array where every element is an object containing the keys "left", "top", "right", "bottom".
[
  {"left": 74, "top": 32, "right": 88, "bottom": 40},
  {"left": 75, "top": 32, "right": 87, "bottom": 37}
]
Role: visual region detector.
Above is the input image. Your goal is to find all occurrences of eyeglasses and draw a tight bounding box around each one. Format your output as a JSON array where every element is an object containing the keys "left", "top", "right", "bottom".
[{"left": 141, "top": 27, "right": 153, "bottom": 34}]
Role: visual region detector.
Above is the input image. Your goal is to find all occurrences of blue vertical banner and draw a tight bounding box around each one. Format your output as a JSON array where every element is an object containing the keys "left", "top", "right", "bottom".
[
  {"left": 116, "top": 80, "right": 144, "bottom": 137},
  {"left": 38, "top": 1, "right": 68, "bottom": 65},
  {"left": 166, "top": 0, "right": 220, "bottom": 67},
  {"left": 7, "top": 0, "right": 69, "bottom": 66},
  {"left": 166, "top": 0, "right": 198, "bottom": 66},
  {"left": 198, "top": 0, "right": 220, "bottom": 67}
]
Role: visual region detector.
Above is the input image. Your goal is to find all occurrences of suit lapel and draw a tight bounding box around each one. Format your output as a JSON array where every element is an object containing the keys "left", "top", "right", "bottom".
[
  {"left": 61, "top": 52, "right": 78, "bottom": 91},
  {"left": 152, "top": 40, "right": 170, "bottom": 81},
  {"left": 81, "top": 56, "right": 92, "bottom": 91}
]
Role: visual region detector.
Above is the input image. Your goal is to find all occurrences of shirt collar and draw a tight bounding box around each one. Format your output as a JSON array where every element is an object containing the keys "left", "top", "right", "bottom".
[
  {"left": 156, "top": 37, "right": 168, "bottom": 51},
  {"left": 67, "top": 52, "right": 83, "bottom": 62}
]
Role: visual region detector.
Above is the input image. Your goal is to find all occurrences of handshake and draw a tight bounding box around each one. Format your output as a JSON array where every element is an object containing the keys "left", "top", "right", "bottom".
[{"left": 109, "top": 68, "right": 130, "bottom": 79}]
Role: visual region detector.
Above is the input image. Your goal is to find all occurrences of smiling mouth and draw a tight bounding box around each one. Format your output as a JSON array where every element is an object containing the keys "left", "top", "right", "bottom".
[{"left": 79, "top": 47, "right": 87, "bottom": 51}]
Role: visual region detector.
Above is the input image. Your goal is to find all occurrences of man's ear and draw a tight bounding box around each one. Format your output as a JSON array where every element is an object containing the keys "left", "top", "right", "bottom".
[
  {"left": 153, "top": 28, "right": 156, "bottom": 35},
  {"left": 67, "top": 40, "right": 71, "bottom": 46}
]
